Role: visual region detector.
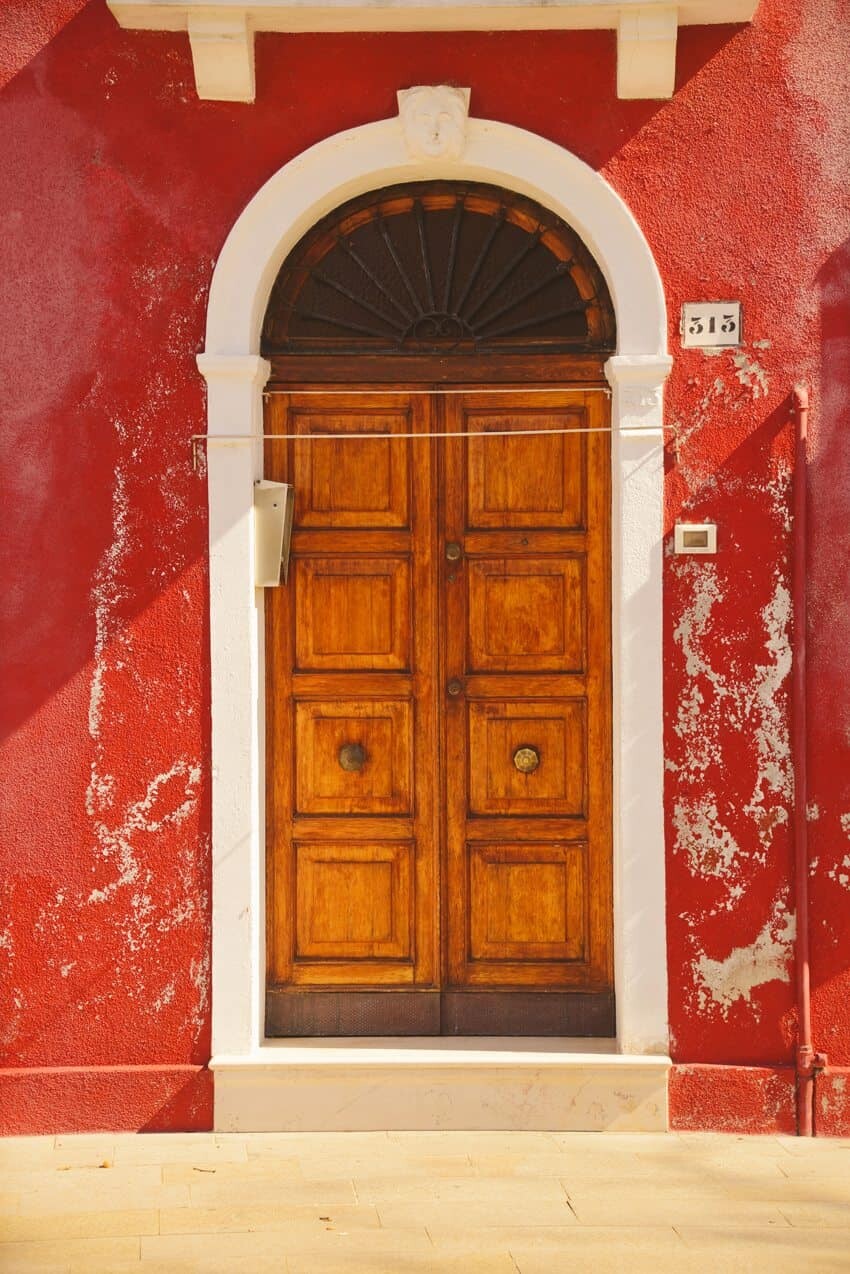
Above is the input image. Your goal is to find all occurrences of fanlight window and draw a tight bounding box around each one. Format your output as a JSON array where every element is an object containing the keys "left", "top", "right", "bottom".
[{"left": 262, "top": 182, "right": 615, "bottom": 356}]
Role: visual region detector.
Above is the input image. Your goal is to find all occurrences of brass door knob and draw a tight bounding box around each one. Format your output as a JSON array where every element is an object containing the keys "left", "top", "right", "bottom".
[
  {"left": 338, "top": 743, "right": 367, "bottom": 772},
  {"left": 445, "top": 541, "right": 462, "bottom": 562},
  {"left": 513, "top": 745, "right": 540, "bottom": 774},
  {"left": 447, "top": 678, "right": 464, "bottom": 697}
]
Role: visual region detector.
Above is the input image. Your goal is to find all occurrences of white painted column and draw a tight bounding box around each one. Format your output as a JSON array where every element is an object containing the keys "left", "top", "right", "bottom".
[
  {"left": 197, "top": 353, "right": 270, "bottom": 1060},
  {"left": 606, "top": 354, "right": 673, "bottom": 1056}
]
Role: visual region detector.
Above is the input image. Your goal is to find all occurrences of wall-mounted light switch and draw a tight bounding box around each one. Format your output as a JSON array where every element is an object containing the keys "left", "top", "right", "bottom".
[{"left": 674, "top": 522, "right": 717, "bottom": 555}]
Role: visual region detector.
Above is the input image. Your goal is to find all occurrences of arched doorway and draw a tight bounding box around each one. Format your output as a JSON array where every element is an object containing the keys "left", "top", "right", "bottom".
[
  {"left": 261, "top": 182, "right": 616, "bottom": 1036},
  {"left": 200, "top": 110, "right": 672, "bottom": 1127}
]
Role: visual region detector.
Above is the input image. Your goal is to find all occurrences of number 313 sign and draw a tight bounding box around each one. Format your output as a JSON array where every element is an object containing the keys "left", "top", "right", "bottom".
[{"left": 681, "top": 301, "right": 742, "bottom": 348}]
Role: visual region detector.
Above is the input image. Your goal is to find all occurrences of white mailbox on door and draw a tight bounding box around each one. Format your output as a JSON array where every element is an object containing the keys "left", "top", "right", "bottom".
[{"left": 254, "top": 480, "right": 295, "bottom": 586}]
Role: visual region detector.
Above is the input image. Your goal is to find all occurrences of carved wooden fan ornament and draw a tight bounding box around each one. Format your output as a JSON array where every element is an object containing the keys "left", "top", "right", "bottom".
[{"left": 262, "top": 90, "right": 614, "bottom": 359}]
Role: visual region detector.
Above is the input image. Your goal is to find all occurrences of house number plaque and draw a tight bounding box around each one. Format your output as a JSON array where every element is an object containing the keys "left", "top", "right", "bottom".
[{"left": 681, "top": 301, "right": 742, "bottom": 348}]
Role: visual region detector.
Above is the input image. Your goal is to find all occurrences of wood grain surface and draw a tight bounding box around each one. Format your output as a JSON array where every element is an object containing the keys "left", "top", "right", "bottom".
[{"left": 264, "top": 384, "right": 612, "bottom": 1034}]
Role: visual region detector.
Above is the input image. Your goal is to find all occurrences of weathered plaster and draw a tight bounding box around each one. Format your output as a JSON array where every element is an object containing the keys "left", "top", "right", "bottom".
[
  {"left": 672, "top": 797, "right": 741, "bottom": 882},
  {"left": 670, "top": 563, "right": 792, "bottom": 877},
  {"left": 732, "top": 350, "right": 770, "bottom": 398},
  {"left": 824, "top": 814, "right": 850, "bottom": 890},
  {"left": 2, "top": 0, "right": 850, "bottom": 1133},
  {"left": 693, "top": 897, "right": 796, "bottom": 1020}
]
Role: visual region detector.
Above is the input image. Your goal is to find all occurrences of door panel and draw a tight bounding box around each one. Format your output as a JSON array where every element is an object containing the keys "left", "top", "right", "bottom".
[
  {"left": 468, "top": 842, "right": 587, "bottom": 962},
  {"left": 467, "top": 557, "right": 586, "bottom": 672},
  {"left": 466, "top": 421, "right": 586, "bottom": 529},
  {"left": 443, "top": 391, "right": 612, "bottom": 1018},
  {"left": 292, "top": 412, "right": 411, "bottom": 528},
  {"left": 467, "top": 700, "right": 587, "bottom": 816},
  {"left": 265, "top": 393, "right": 438, "bottom": 1006},
  {"left": 265, "top": 385, "right": 612, "bottom": 1035},
  {"left": 294, "top": 558, "right": 411, "bottom": 671},
  {"left": 294, "top": 841, "right": 413, "bottom": 960},
  {"left": 293, "top": 700, "right": 413, "bottom": 815}
]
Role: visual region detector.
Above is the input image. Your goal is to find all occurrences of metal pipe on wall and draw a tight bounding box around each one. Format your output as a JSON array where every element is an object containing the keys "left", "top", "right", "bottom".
[{"left": 792, "top": 384, "right": 826, "bottom": 1135}]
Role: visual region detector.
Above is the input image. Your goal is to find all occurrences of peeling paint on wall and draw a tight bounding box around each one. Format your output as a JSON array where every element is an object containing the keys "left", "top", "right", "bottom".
[
  {"left": 733, "top": 351, "right": 769, "bottom": 399},
  {"left": 694, "top": 898, "right": 796, "bottom": 1019},
  {"left": 3, "top": 0, "right": 850, "bottom": 1134},
  {"left": 744, "top": 581, "right": 793, "bottom": 844},
  {"left": 822, "top": 815, "right": 850, "bottom": 890},
  {"left": 673, "top": 797, "right": 741, "bottom": 880},
  {"left": 670, "top": 564, "right": 792, "bottom": 861}
]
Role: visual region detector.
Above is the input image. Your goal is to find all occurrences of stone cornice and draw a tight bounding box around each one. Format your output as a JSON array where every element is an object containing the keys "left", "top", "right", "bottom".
[{"left": 107, "top": 1, "right": 759, "bottom": 102}]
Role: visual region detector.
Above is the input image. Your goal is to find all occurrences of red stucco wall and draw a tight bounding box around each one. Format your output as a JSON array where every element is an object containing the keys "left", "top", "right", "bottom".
[{"left": 1, "top": 0, "right": 848, "bottom": 1134}]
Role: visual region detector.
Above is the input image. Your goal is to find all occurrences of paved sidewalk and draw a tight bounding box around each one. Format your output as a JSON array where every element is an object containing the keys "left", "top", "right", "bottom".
[{"left": 1, "top": 1130, "right": 849, "bottom": 1273}]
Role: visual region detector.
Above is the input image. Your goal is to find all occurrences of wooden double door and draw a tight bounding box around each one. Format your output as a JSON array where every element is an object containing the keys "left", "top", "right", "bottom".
[{"left": 265, "top": 385, "right": 613, "bottom": 1036}]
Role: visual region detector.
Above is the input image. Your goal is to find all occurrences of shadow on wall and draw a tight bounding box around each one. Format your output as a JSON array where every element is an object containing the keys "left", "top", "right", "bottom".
[
  {"left": 663, "top": 389, "right": 798, "bottom": 1068},
  {"left": 0, "top": 2, "right": 752, "bottom": 745},
  {"left": 0, "top": 0, "right": 89, "bottom": 91},
  {"left": 0, "top": 0, "right": 755, "bottom": 1123},
  {"left": 807, "top": 237, "right": 850, "bottom": 1077}
]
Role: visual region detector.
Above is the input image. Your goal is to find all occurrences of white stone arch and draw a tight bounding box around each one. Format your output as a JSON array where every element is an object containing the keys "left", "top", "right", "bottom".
[
  {"left": 199, "top": 110, "right": 672, "bottom": 1124},
  {"left": 203, "top": 117, "right": 666, "bottom": 358}
]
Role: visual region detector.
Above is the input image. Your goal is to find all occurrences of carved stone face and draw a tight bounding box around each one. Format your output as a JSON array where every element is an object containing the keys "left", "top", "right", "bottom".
[{"left": 397, "top": 86, "right": 470, "bottom": 160}]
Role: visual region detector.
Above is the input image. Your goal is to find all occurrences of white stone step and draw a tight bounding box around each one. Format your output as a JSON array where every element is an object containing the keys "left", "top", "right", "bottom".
[{"left": 211, "top": 1038, "right": 670, "bottom": 1132}]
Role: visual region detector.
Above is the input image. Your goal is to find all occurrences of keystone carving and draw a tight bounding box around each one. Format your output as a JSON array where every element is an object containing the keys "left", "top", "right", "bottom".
[{"left": 397, "top": 85, "right": 471, "bottom": 160}]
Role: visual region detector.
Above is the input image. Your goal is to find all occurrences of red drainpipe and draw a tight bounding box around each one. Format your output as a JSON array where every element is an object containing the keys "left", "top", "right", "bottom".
[{"left": 792, "top": 385, "right": 826, "bottom": 1136}]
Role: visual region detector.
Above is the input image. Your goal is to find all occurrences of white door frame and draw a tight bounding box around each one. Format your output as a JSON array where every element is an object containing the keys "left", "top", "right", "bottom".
[{"left": 198, "top": 109, "right": 672, "bottom": 1083}]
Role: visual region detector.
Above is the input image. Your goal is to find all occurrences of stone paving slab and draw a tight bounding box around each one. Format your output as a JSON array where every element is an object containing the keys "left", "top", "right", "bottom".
[{"left": 0, "top": 1130, "right": 848, "bottom": 1272}]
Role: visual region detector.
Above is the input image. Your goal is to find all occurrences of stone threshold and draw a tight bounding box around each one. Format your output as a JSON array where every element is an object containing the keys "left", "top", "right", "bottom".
[{"left": 211, "top": 1038, "right": 671, "bottom": 1133}]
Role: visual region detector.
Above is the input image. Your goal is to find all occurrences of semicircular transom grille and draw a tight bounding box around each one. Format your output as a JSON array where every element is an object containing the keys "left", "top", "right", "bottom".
[{"left": 262, "top": 183, "right": 616, "bottom": 356}]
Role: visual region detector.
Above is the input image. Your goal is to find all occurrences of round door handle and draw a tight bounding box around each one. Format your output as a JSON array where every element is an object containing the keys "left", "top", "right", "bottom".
[
  {"left": 513, "top": 745, "right": 540, "bottom": 774},
  {"left": 338, "top": 742, "right": 367, "bottom": 772},
  {"left": 445, "top": 542, "right": 462, "bottom": 562},
  {"left": 447, "top": 679, "right": 464, "bottom": 697}
]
